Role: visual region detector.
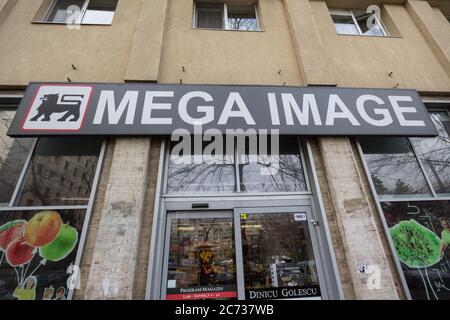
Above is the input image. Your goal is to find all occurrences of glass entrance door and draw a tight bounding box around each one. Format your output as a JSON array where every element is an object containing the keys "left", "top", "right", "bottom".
[
  {"left": 161, "top": 207, "right": 326, "bottom": 300},
  {"left": 162, "top": 211, "right": 238, "bottom": 300},
  {"left": 234, "top": 207, "right": 324, "bottom": 300}
]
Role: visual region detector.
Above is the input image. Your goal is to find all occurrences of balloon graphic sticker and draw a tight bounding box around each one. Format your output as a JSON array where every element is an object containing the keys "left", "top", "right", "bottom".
[
  {"left": 0, "top": 220, "right": 27, "bottom": 252},
  {"left": 6, "top": 238, "right": 35, "bottom": 267},
  {"left": 39, "top": 224, "right": 78, "bottom": 262},
  {"left": 24, "top": 211, "right": 62, "bottom": 247}
]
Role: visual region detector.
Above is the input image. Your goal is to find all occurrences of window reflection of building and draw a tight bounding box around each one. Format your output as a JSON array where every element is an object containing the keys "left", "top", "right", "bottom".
[
  {"left": 17, "top": 138, "right": 102, "bottom": 206},
  {"left": 0, "top": 110, "right": 33, "bottom": 206}
]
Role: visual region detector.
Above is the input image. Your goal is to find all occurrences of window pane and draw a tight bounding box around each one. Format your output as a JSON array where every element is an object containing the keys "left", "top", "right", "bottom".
[
  {"left": 241, "top": 212, "right": 321, "bottom": 300},
  {"left": 166, "top": 139, "right": 236, "bottom": 193},
  {"left": 196, "top": 2, "right": 224, "bottom": 29},
  {"left": 16, "top": 138, "right": 102, "bottom": 206},
  {"left": 239, "top": 137, "right": 307, "bottom": 193},
  {"left": 226, "top": 4, "right": 258, "bottom": 31},
  {"left": 353, "top": 10, "right": 385, "bottom": 36},
  {"left": 331, "top": 13, "right": 359, "bottom": 35},
  {"left": 82, "top": 0, "right": 117, "bottom": 24},
  {"left": 411, "top": 112, "right": 450, "bottom": 196},
  {"left": 0, "top": 110, "right": 33, "bottom": 206},
  {"left": 166, "top": 217, "right": 237, "bottom": 300},
  {"left": 360, "top": 137, "right": 432, "bottom": 198},
  {"left": 380, "top": 201, "right": 450, "bottom": 300},
  {"left": 46, "top": 0, "right": 85, "bottom": 23}
]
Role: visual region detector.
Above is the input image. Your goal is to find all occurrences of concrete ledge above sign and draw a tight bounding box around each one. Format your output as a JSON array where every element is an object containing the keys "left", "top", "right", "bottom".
[{"left": 8, "top": 83, "right": 438, "bottom": 137}]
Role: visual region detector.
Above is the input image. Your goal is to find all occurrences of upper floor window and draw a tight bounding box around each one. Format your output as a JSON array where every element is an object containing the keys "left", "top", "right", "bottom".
[
  {"left": 330, "top": 9, "right": 388, "bottom": 37},
  {"left": 194, "top": 1, "right": 259, "bottom": 31},
  {"left": 43, "top": 0, "right": 118, "bottom": 25}
]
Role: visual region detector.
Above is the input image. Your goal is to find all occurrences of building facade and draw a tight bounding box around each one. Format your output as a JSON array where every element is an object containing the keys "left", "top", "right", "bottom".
[{"left": 0, "top": 0, "right": 449, "bottom": 300}]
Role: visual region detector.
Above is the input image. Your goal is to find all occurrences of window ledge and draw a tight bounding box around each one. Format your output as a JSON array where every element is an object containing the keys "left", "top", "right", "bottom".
[
  {"left": 31, "top": 21, "right": 112, "bottom": 26},
  {"left": 192, "top": 27, "right": 264, "bottom": 33},
  {"left": 336, "top": 33, "right": 402, "bottom": 39}
]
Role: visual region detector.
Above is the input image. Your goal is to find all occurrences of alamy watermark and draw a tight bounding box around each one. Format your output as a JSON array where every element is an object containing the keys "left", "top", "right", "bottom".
[{"left": 170, "top": 125, "right": 281, "bottom": 175}]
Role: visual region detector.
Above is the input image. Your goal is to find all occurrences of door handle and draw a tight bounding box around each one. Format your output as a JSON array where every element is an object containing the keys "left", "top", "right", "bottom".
[{"left": 310, "top": 219, "right": 320, "bottom": 227}]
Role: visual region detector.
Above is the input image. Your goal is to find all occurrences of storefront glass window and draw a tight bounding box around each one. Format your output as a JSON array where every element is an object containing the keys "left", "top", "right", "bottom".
[
  {"left": 240, "top": 212, "right": 321, "bottom": 299},
  {"left": 16, "top": 138, "right": 102, "bottom": 206},
  {"left": 166, "top": 136, "right": 307, "bottom": 194},
  {"left": 239, "top": 137, "right": 307, "bottom": 193},
  {"left": 165, "top": 216, "right": 237, "bottom": 300},
  {"left": 360, "top": 137, "right": 432, "bottom": 198},
  {"left": 411, "top": 112, "right": 450, "bottom": 197},
  {"left": 0, "top": 110, "right": 33, "bottom": 206},
  {"left": 360, "top": 108, "right": 450, "bottom": 300}
]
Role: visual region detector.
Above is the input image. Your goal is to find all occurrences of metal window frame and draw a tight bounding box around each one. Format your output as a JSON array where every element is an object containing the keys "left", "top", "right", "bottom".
[
  {"left": 356, "top": 139, "right": 413, "bottom": 300},
  {"left": 193, "top": 1, "right": 260, "bottom": 31},
  {"left": 304, "top": 139, "right": 344, "bottom": 300},
  {"left": 330, "top": 8, "right": 388, "bottom": 37},
  {"left": 67, "top": 140, "right": 106, "bottom": 300},
  {"left": 42, "top": 0, "right": 117, "bottom": 25},
  {"left": 1, "top": 100, "right": 106, "bottom": 300},
  {"left": 355, "top": 102, "right": 450, "bottom": 300}
]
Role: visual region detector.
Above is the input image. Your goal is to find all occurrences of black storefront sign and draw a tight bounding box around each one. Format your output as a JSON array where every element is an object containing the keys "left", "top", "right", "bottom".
[
  {"left": 246, "top": 285, "right": 321, "bottom": 300},
  {"left": 7, "top": 83, "right": 437, "bottom": 137}
]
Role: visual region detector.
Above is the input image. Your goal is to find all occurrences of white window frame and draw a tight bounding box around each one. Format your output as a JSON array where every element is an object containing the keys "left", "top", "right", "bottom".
[
  {"left": 42, "top": 0, "right": 116, "bottom": 25},
  {"left": 193, "top": 1, "right": 260, "bottom": 31},
  {"left": 330, "top": 8, "right": 388, "bottom": 37}
]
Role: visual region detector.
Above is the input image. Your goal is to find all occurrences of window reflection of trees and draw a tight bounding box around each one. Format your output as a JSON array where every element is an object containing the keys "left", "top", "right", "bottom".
[
  {"left": 167, "top": 160, "right": 236, "bottom": 193},
  {"left": 365, "top": 148, "right": 431, "bottom": 196},
  {"left": 363, "top": 112, "right": 450, "bottom": 197},
  {"left": 166, "top": 137, "right": 307, "bottom": 193},
  {"left": 240, "top": 153, "right": 306, "bottom": 192},
  {"left": 411, "top": 113, "right": 450, "bottom": 195}
]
